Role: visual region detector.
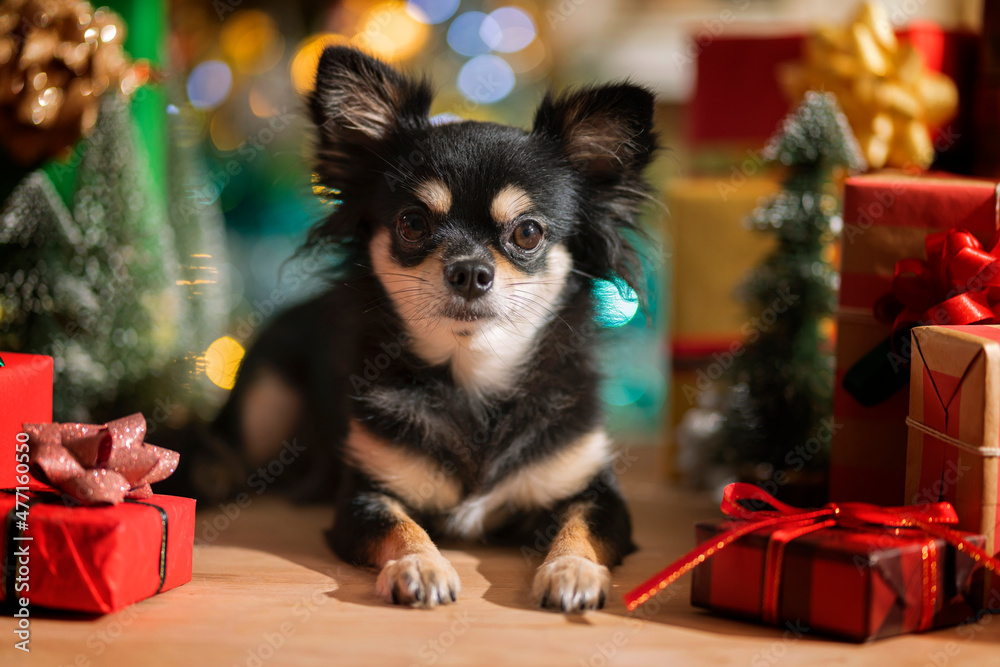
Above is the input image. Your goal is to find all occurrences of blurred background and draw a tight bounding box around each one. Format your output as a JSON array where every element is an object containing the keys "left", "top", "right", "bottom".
[{"left": 0, "top": 0, "right": 988, "bottom": 498}]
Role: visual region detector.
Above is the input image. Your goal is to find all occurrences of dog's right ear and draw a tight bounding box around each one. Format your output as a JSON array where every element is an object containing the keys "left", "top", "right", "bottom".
[
  {"left": 307, "top": 47, "right": 432, "bottom": 247},
  {"left": 311, "top": 46, "right": 431, "bottom": 147}
]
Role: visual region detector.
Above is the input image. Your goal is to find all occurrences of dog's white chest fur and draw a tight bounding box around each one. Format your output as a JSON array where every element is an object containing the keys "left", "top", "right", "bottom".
[
  {"left": 344, "top": 422, "right": 611, "bottom": 539},
  {"left": 408, "top": 320, "right": 532, "bottom": 397}
]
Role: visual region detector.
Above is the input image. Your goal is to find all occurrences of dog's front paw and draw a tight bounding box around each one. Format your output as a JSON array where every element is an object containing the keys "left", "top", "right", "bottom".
[
  {"left": 532, "top": 556, "right": 610, "bottom": 613},
  {"left": 375, "top": 553, "right": 461, "bottom": 608}
]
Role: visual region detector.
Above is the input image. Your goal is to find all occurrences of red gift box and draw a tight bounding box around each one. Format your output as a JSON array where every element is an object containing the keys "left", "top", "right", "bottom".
[
  {"left": 625, "top": 484, "right": 999, "bottom": 641},
  {"left": 0, "top": 352, "right": 52, "bottom": 488},
  {"left": 689, "top": 520, "right": 984, "bottom": 640},
  {"left": 0, "top": 490, "right": 195, "bottom": 613},
  {"left": 690, "top": 26, "right": 977, "bottom": 151},
  {"left": 831, "top": 174, "right": 1000, "bottom": 505},
  {"left": 906, "top": 325, "right": 1000, "bottom": 610}
]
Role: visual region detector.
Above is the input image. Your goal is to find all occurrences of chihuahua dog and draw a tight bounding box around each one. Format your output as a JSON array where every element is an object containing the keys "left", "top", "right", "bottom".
[{"left": 213, "top": 46, "right": 657, "bottom": 611}]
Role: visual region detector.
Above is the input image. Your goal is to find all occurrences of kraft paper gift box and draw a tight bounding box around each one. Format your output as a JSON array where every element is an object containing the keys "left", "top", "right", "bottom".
[
  {"left": 906, "top": 325, "right": 1000, "bottom": 610},
  {"left": 831, "top": 174, "right": 1000, "bottom": 506}
]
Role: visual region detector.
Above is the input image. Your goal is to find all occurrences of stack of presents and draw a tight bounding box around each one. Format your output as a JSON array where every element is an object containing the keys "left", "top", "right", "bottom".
[{"left": 650, "top": 1, "right": 1000, "bottom": 642}]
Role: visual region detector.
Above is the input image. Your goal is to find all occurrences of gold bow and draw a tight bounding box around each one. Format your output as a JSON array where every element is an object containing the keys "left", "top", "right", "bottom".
[{"left": 780, "top": 1, "right": 958, "bottom": 170}]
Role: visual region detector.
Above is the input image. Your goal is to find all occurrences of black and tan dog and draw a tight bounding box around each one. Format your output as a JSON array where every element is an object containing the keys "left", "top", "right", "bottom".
[{"left": 213, "top": 46, "right": 657, "bottom": 611}]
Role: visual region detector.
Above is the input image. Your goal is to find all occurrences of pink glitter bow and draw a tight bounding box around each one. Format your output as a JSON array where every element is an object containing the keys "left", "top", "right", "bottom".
[{"left": 23, "top": 413, "right": 180, "bottom": 504}]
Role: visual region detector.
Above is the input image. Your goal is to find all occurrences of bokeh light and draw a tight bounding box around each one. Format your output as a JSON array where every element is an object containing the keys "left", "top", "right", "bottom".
[
  {"left": 406, "top": 0, "right": 459, "bottom": 24},
  {"left": 187, "top": 60, "right": 233, "bottom": 110},
  {"left": 352, "top": 2, "right": 429, "bottom": 61},
  {"left": 204, "top": 336, "right": 245, "bottom": 390},
  {"left": 603, "top": 366, "right": 649, "bottom": 406},
  {"left": 457, "top": 55, "right": 515, "bottom": 103},
  {"left": 506, "top": 38, "right": 546, "bottom": 74},
  {"left": 249, "top": 83, "right": 279, "bottom": 118},
  {"left": 481, "top": 7, "right": 536, "bottom": 53},
  {"left": 593, "top": 278, "right": 640, "bottom": 327},
  {"left": 209, "top": 111, "right": 244, "bottom": 151},
  {"left": 220, "top": 10, "right": 285, "bottom": 75},
  {"left": 447, "top": 11, "right": 495, "bottom": 57},
  {"left": 290, "top": 33, "right": 348, "bottom": 94}
]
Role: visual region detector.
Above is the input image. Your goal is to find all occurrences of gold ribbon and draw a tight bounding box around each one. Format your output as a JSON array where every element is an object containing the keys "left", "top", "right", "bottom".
[{"left": 780, "top": 1, "right": 958, "bottom": 170}]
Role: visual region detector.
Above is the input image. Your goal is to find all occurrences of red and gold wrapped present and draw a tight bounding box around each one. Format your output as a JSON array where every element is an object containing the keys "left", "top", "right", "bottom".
[
  {"left": 677, "top": 8, "right": 980, "bottom": 170},
  {"left": 690, "top": 22, "right": 977, "bottom": 162},
  {"left": 0, "top": 352, "right": 52, "bottom": 488},
  {"left": 665, "top": 176, "right": 777, "bottom": 478},
  {"left": 831, "top": 173, "right": 1000, "bottom": 505},
  {"left": 907, "top": 325, "right": 1000, "bottom": 610},
  {"left": 668, "top": 177, "right": 778, "bottom": 356},
  {"left": 0, "top": 413, "right": 195, "bottom": 613},
  {"left": 624, "top": 484, "right": 1000, "bottom": 641}
]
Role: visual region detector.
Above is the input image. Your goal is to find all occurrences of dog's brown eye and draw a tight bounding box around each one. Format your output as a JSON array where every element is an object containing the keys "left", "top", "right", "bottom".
[
  {"left": 512, "top": 220, "right": 543, "bottom": 251},
  {"left": 397, "top": 211, "right": 429, "bottom": 243}
]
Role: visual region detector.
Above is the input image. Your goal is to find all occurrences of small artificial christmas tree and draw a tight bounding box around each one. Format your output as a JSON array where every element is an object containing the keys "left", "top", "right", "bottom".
[
  {"left": 0, "top": 2, "right": 230, "bottom": 422},
  {"left": 717, "top": 91, "right": 865, "bottom": 486}
]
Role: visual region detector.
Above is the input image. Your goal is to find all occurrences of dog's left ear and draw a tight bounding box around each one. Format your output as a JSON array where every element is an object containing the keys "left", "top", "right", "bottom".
[{"left": 532, "top": 84, "right": 657, "bottom": 303}]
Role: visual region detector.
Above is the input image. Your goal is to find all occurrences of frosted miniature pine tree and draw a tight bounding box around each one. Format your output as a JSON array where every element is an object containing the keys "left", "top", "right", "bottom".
[{"left": 719, "top": 91, "right": 865, "bottom": 480}]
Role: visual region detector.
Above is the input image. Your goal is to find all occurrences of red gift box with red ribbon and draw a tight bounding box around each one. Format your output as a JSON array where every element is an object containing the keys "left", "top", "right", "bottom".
[
  {"left": 0, "top": 410, "right": 195, "bottom": 613},
  {"left": 907, "top": 325, "right": 1000, "bottom": 610},
  {"left": 832, "top": 174, "right": 1000, "bottom": 506},
  {"left": 625, "top": 484, "right": 999, "bottom": 641},
  {"left": 0, "top": 490, "right": 195, "bottom": 613}
]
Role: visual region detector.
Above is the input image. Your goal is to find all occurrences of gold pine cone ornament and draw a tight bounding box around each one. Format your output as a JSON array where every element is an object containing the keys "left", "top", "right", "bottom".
[{"left": 0, "top": 0, "right": 146, "bottom": 167}]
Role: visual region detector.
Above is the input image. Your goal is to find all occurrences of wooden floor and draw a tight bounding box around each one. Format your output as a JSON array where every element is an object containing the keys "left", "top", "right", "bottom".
[{"left": 5, "top": 447, "right": 1000, "bottom": 667}]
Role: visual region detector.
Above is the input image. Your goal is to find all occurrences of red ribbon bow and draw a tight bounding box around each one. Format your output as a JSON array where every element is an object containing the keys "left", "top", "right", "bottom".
[
  {"left": 23, "top": 413, "right": 180, "bottom": 505},
  {"left": 877, "top": 228, "right": 1000, "bottom": 340},
  {"left": 624, "top": 483, "right": 1000, "bottom": 630}
]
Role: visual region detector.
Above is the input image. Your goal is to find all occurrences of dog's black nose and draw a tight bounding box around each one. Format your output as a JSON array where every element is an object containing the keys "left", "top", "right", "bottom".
[{"left": 445, "top": 260, "right": 494, "bottom": 300}]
